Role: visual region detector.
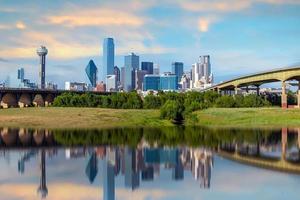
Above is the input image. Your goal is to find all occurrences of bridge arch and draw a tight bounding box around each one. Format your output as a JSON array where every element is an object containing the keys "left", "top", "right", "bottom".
[
  {"left": 44, "top": 94, "right": 55, "bottom": 106},
  {"left": 18, "top": 93, "right": 32, "bottom": 108},
  {"left": 1, "top": 93, "right": 18, "bottom": 108},
  {"left": 33, "top": 94, "right": 45, "bottom": 107}
]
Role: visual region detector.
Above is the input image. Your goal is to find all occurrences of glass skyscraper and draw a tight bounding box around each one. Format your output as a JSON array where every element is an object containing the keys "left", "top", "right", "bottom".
[
  {"left": 85, "top": 59, "right": 98, "bottom": 87},
  {"left": 143, "top": 75, "right": 160, "bottom": 91},
  {"left": 172, "top": 62, "right": 184, "bottom": 82},
  {"left": 103, "top": 38, "right": 115, "bottom": 81},
  {"left": 141, "top": 62, "right": 154, "bottom": 74},
  {"left": 124, "top": 53, "right": 139, "bottom": 91},
  {"left": 160, "top": 74, "right": 178, "bottom": 90}
]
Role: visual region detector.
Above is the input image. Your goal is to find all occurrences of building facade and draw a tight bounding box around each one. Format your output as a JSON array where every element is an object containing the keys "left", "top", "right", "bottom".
[
  {"left": 123, "top": 53, "right": 139, "bottom": 91},
  {"left": 103, "top": 38, "right": 115, "bottom": 81},
  {"left": 65, "top": 82, "right": 87, "bottom": 91},
  {"left": 160, "top": 73, "right": 178, "bottom": 91},
  {"left": 141, "top": 62, "right": 154, "bottom": 74},
  {"left": 143, "top": 75, "right": 160, "bottom": 91},
  {"left": 135, "top": 70, "right": 147, "bottom": 90},
  {"left": 171, "top": 62, "right": 184, "bottom": 82},
  {"left": 106, "top": 74, "right": 117, "bottom": 92},
  {"left": 85, "top": 59, "right": 98, "bottom": 87},
  {"left": 191, "top": 55, "right": 213, "bottom": 89}
]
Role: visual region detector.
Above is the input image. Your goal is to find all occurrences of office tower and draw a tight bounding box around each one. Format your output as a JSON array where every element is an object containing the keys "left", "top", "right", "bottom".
[
  {"left": 103, "top": 159, "right": 115, "bottom": 200},
  {"left": 160, "top": 73, "right": 178, "bottom": 91},
  {"left": 36, "top": 46, "right": 48, "bottom": 89},
  {"left": 85, "top": 60, "right": 98, "bottom": 87},
  {"left": 17, "top": 68, "right": 24, "bottom": 81},
  {"left": 114, "top": 66, "right": 120, "bottom": 83},
  {"left": 143, "top": 75, "right": 160, "bottom": 91},
  {"left": 191, "top": 55, "right": 213, "bottom": 89},
  {"left": 180, "top": 73, "right": 191, "bottom": 91},
  {"left": 106, "top": 75, "right": 116, "bottom": 92},
  {"left": 153, "top": 63, "right": 160, "bottom": 75},
  {"left": 172, "top": 62, "right": 183, "bottom": 82},
  {"left": 172, "top": 62, "right": 184, "bottom": 82},
  {"left": 120, "top": 67, "right": 126, "bottom": 89},
  {"left": 85, "top": 152, "right": 98, "bottom": 184},
  {"left": 141, "top": 62, "right": 154, "bottom": 74},
  {"left": 135, "top": 69, "right": 147, "bottom": 90},
  {"left": 37, "top": 150, "right": 48, "bottom": 199},
  {"left": 103, "top": 38, "right": 115, "bottom": 81},
  {"left": 124, "top": 53, "right": 139, "bottom": 91}
]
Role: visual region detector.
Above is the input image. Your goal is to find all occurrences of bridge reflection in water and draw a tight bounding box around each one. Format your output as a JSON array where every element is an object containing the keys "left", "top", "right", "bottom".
[{"left": 0, "top": 127, "right": 300, "bottom": 199}]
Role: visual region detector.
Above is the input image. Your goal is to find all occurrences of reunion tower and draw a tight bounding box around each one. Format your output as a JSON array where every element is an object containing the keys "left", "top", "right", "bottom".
[{"left": 36, "top": 46, "right": 48, "bottom": 89}]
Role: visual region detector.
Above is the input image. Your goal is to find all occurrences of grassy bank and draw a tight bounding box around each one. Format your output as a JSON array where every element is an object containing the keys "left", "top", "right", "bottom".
[
  {"left": 194, "top": 107, "right": 300, "bottom": 128},
  {"left": 0, "top": 107, "right": 172, "bottom": 129},
  {"left": 1, "top": 107, "right": 300, "bottom": 129}
]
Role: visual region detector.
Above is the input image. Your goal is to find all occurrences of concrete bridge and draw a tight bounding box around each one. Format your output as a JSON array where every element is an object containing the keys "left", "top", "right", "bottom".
[
  {"left": 204, "top": 65, "right": 300, "bottom": 108},
  {"left": 0, "top": 88, "right": 111, "bottom": 108},
  {"left": 218, "top": 128, "right": 300, "bottom": 174}
]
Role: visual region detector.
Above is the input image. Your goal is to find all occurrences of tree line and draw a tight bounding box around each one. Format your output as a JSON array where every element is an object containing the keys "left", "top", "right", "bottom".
[{"left": 53, "top": 91, "right": 273, "bottom": 122}]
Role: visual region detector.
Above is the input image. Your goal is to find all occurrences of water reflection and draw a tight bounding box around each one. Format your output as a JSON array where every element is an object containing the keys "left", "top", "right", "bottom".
[{"left": 0, "top": 127, "right": 300, "bottom": 199}]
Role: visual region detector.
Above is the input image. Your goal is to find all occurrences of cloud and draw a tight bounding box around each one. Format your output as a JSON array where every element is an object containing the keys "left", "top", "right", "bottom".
[
  {"left": 46, "top": 8, "right": 144, "bottom": 28},
  {"left": 16, "top": 21, "right": 26, "bottom": 29},
  {"left": 178, "top": 0, "right": 300, "bottom": 13},
  {"left": 0, "top": 58, "right": 9, "bottom": 62},
  {"left": 198, "top": 17, "right": 218, "bottom": 32},
  {"left": 179, "top": 0, "right": 252, "bottom": 12}
]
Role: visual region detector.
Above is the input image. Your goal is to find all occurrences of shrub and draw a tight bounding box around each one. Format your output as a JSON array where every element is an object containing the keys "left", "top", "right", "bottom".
[{"left": 160, "top": 100, "right": 184, "bottom": 122}]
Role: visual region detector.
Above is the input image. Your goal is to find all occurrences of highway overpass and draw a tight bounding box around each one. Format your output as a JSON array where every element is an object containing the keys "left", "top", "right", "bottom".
[{"left": 204, "top": 65, "right": 300, "bottom": 108}]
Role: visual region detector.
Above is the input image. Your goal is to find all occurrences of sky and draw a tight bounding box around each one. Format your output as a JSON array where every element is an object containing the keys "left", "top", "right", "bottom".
[{"left": 0, "top": 0, "right": 300, "bottom": 88}]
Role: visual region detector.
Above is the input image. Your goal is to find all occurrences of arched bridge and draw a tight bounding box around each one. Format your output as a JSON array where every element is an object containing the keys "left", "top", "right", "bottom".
[
  {"left": 204, "top": 65, "right": 300, "bottom": 108},
  {"left": 0, "top": 88, "right": 111, "bottom": 108}
]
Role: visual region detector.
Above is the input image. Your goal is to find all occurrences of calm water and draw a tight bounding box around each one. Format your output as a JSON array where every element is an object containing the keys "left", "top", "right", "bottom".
[{"left": 0, "top": 127, "right": 300, "bottom": 200}]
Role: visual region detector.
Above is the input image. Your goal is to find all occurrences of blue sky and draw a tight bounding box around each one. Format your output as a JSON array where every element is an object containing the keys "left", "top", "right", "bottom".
[{"left": 0, "top": 0, "right": 300, "bottom": 88}]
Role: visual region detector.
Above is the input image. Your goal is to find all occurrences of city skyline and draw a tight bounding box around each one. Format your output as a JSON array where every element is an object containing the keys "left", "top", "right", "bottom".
[{"left": 0, "top": 0, "right": 300, "bottom": 88}]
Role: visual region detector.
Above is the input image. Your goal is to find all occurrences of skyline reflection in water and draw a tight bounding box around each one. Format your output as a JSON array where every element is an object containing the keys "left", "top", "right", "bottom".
[{"left": 0, "top": 127, "right": 300, "bottom": 200}]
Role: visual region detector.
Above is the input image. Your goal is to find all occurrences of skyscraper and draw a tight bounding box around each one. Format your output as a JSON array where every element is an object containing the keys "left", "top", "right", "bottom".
[
  {"left": 18, "top": 68, "right": 24, "bottom": 81},
  {"left": 103, "top": 38, "right": 115, "bottom": 81},
  {"left": 85, "top": 60, "right": 98, "bottom": 87},
  {"left": 141, "top": 62, "right": 154, "bottom": 74},
  {"left": 124, "top": 53, "right": 139, "bottom": 91},
  {"left": 36, "top": 46, "right": 48, "bottom": 89},
  {"left": 191, "top": 55, "right": 213, "bottom": 89},
  {"left": 114, "top": 66, "right": 120, "bottom": 83},
  {"left": 172, "top": 62, "right": 184, "bottom": 82}
]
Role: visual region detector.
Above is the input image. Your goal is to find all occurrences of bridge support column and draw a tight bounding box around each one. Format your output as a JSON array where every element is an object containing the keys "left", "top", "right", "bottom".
[
  {"left": 234, "top": 86, "right": 238, "bottom": 95},
  {"left": 297, "top": 82, "right": 300, "bottom": 108},
  {"left": 281, "top": 127, "right": 287, "bottom": 160},
  {"left": 256, "top": 85, "right": 260, "bottom": 96},
  {"left": 282, "top": 81, "right": 287, "bottom": 109}
]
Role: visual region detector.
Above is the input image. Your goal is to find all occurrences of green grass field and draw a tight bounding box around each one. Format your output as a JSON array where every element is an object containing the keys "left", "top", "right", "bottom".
[
  {"left": 0, "top": 107, "right": 172, "bottom": 129},
  {"left": 1, "top": 107, "right": 300, "bottom": 129},
  {"left": 194, "top": 107, "right": 300, "bottom": 128}
]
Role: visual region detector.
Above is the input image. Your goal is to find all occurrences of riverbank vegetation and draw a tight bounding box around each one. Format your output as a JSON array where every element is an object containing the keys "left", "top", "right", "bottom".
[{"left": 52, "top": 91, "right": 272, "bottom": 123}]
